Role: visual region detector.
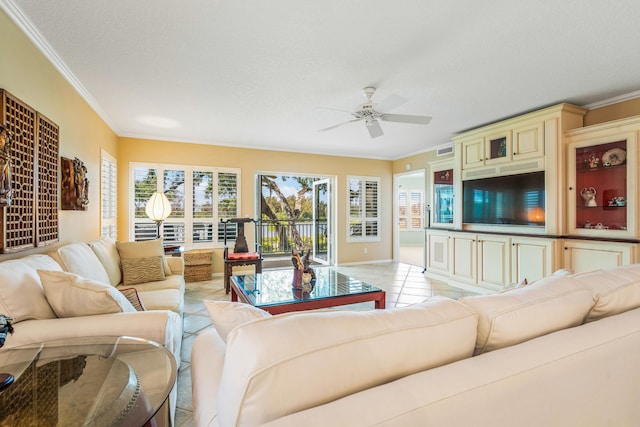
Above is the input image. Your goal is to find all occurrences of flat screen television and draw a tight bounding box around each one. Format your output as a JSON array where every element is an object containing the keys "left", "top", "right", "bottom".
[{"left": 462, "top": 171, "right": 545, "bottom": 226}]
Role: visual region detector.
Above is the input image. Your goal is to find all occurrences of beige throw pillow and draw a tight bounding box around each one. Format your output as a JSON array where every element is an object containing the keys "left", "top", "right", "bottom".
[
  {"left": 38, "top": 270, "right": 136, "bottom": 317},
  {"left": 204, "top": 300, "right": 271, "bottom": 342},
  {"left": 116, "top": 238, "right": 171, "bottom": 286},
  {"left": 120, "top": 256, "right": 166, "bottom": 286}
]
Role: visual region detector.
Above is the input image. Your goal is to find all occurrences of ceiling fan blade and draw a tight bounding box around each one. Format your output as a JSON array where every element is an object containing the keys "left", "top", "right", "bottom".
[
  {"left": 315, "top": 107, "right": 354, "bottom": 114},
  {"left": 380, "top": 113, "right": 432, "bottom": 125},
  {"left": 366, "top": 119, "right": 384, "bottom": 139},
  {"left": 319, "top": 118, "right": 361, "bottom": 132},
  {"left": 375, "top": 94, "right": 408, "bottom": 112}
]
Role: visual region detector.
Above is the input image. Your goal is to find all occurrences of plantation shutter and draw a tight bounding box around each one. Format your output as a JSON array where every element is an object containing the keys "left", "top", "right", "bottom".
[
  {"left": 348, "top": 176, "right": 380, "bottom": 242},
  {"left": 100, "top": 150, "right": 117, "bottom": 239},
  {"left": 131, "top": 163, "right": 239, "bottom": 247}
]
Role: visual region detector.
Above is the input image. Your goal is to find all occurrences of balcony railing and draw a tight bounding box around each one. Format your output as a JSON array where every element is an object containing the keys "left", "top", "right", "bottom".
[{"left": 260, "top": 220, "right": 327, "bottom": 257}]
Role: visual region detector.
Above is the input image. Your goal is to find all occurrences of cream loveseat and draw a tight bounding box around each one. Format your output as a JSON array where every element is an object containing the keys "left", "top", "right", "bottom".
[
  {"left": 191, "top": 264, "right": 640, "bottom": 427},
  {"left": 0, "top": 237, "right": 185, "bottom": 426}
]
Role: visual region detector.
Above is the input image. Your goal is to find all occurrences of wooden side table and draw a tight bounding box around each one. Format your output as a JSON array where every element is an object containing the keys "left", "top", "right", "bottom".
[{"left": 184, "top": 249, "right": 213, "bottom": 282}]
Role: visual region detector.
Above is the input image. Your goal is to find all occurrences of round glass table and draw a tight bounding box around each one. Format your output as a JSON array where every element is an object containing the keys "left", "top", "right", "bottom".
[{"left": 0, "top": 336, "right": 176, "bottom": 426}]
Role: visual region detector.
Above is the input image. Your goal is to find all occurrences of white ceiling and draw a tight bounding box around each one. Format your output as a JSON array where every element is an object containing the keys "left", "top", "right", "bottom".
[{"left": 3, "top": 0, "right": 640, "bottom": 160}]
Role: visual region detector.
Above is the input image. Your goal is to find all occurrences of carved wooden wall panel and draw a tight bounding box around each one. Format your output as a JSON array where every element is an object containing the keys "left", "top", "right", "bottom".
[
  {"left": 37, "top": 114, "right": 59, "bottom": 247},
  {"left": 0, "top": 89, "right": 59, "bottom": 253}
]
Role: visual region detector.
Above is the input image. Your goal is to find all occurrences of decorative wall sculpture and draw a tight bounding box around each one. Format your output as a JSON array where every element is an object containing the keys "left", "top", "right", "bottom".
[
  {"left": 61, "top": 156, "right": 89, "bottom": 210},
  {"left": 0, "top": 123, "right": 12, "bottom": 207},
  {"left": 0, "top": 89, "right": 59, "bottom": 254}
]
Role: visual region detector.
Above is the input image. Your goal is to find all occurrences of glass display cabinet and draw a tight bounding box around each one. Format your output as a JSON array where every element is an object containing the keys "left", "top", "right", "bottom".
[
  {"left": 428, "top": 159, "right": 455, "bottom": 228},
  {"left": 567, "top": 136, "right": 635, "bottom": 238}
]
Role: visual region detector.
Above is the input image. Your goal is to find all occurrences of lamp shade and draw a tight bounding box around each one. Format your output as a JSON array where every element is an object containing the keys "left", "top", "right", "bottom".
[{"left": 145, "top": 192, "right": 172, "bottom": 222}]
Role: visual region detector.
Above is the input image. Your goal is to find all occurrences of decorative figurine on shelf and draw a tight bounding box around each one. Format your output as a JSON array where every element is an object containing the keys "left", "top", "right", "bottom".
[
  {"left": 0, "top": 123, "right": 13, "bottom": 207},
  {"left": 580, "top": 187, "right": 597, "bottom": 207},
  {"left": 586, "top": 152, "right": 599, "bottom": 169}
]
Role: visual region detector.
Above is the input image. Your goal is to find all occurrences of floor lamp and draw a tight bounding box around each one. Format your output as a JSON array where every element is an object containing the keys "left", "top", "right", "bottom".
[{"left": 145, "top": 192, "right": 172, "bottom": 239}]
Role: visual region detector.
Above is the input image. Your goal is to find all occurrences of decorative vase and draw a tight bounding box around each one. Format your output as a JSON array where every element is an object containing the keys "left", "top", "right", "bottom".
[{"left": 580, "top": 187, "right": 597, "bottom": 207}]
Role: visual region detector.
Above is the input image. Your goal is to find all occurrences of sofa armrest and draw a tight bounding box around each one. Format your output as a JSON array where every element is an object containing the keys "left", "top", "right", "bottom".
[
  {"left": 192, "top": 329, "right": 226, "bottom": 427},
  {"left": 167, "top": 257, "right": 184, "bottom": 276},
  {"left": 6, "top": 311, "right": 183, "bottom": 362}
]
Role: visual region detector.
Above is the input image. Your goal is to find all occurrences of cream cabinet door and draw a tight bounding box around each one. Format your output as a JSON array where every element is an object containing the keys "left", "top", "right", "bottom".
[
  {"left": 512, "top": 121, "right": 544, "bottom": 160},
  {"left": 477, "top": 235, "right": 510, "bottom": 290},
  {"left": 426, "top": 231, "right": 450, "bottom": 276},
  {"left": 451, "top": 233, "right": 477, "bottom": 284},
  {"left": 511, "top": 237, "right": 557, "bottom": 284},
  {"left": 461, "top": 138, "right": 485, "bottom": 169},
  {"left": 562, "top": 240, "right": 636, "bottom": 274}
]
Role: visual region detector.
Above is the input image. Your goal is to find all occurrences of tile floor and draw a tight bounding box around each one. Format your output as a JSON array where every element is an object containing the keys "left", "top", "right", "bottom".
[{"left": 174, "top": 262, "right": 484, "bottom": 426}]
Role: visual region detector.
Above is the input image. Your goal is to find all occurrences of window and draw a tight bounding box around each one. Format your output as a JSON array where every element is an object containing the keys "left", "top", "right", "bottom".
[
  {"left": 130, "top": 163, "right": 240, "bottom": 248},
  {"left": 347, "top": 176, "right": 380, "bottom": 242},
  {"left": 101, "top": 150, "right": 117, "bottom": 239},
  {"left": 399, "top": 190, "right": 424, "bottom": 230}
]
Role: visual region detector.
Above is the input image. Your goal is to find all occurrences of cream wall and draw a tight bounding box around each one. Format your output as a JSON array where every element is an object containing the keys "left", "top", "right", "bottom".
[
  {"left": 117, "top": 137, "right": 393, "bottom": 272},
  {"left": 0, "top": 10, "right": 118, "bottom": 261}
]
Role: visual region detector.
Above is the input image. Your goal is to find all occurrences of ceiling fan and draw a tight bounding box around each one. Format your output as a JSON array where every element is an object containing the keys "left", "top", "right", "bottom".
[{"left": 319, "top": 87, "right": 432, "bottom": 139}]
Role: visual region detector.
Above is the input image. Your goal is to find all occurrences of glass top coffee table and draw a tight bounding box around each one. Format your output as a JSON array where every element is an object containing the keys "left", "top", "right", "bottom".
[
  {"left": 0, "top": 336, "right": 176, "bottom": 427},
  {"left": 230, "top": 267, "right": 386, "bottom": 314}
]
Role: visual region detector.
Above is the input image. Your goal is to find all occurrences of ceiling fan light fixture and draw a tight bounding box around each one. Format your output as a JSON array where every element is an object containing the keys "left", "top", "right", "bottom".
[{"left": 318, "top": 87, "right": 432, "bottom": 138}]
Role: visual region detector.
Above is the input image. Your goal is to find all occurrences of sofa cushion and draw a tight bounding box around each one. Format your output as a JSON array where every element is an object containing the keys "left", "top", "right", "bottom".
[
  {"left": 0, "top": 255, "right": 59, "bottom": 322},
  {"left": 120, "top": 288, "right": 146, "bottom": 311},
  {"left": 116, "top": 274, "right": 184, "bottom": 293},
  {"left": 87, "top": 237, "right": 122, "bottom": 286},
  {"left": 137, "top": 289, "right": 183, "bottom": 315},
  {"left": 38, "top": 270, "right": 136, "bottom": 317},
  {"left": 459, "top": 274, "right": 595, "bottom": 355},
  {"left": 218, "top": 296, "right": 478, "bottom": 427},
  {"left": 204, "top": 300, "right": 271, "bottom": 342},
  {"left": 576, "top": 264, "right": 640, "bottom": 321},
  {"left": 120, "top": 256, "right": 166, "bottom": 286},
  {"left": 52, "top": 242, "right": 111, "bottom": 285}
]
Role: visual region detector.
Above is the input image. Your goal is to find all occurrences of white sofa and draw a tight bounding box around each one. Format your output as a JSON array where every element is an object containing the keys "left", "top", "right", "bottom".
[
  {"left": 191, "top": 264, "right": 640, "bottom": 427},
  {"left": 0, "top": 237, "right": 184, "bottom": 426}
]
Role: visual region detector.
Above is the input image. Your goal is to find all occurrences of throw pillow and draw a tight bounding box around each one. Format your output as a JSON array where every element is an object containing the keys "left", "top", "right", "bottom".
[
  {"left": 116, "top": 238, "right": 172, "bottom": 277},
  {"left": 120, "top": 288, "right": 146, "bottom": 311},
  {"left": 204, "top": 300, "right": 271, "bottom": 342},
  {"left": 38, "top": 270, "right": 136, "bottom": 317},
  {"left": 217, "top": 297, "right": 478, "bottom": 426},
  {"left": 120, "top": 256, "right": 166, "bottom": 286}
]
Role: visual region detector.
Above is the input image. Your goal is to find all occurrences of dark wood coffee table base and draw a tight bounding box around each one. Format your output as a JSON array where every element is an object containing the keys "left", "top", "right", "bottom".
[{"left": 230, "top": 277, "right": 386, "bottom": 315}]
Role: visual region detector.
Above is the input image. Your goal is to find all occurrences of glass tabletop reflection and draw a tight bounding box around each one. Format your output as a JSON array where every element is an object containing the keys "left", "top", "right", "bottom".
[{"left": 232, "top": 267, "right": 382, "bottom": 309}]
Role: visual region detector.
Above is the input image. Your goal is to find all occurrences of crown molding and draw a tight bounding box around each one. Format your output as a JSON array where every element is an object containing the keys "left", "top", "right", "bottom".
[
  {"left": 0, "top": 0, "right": 117, "bottom": 132},
  {"left": 582, "top": 89, "right": 640, "bottom": 110}
]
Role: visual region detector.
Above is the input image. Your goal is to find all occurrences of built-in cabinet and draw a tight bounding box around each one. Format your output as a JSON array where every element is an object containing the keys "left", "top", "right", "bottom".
[
  {"left": 461, "top": 132, "right": 511, "bottom": 169},
  {"left": 511, "top": 236, "right": 556, "bottom": 284},
  {"left": 425, "top": 105, "right": 640, "bottom": 292},
  {"left": 425, "top": 230, "right": 560, "bottom": 292},
  {"left": 562, "top": 239, "right": 636, "bottom": 274},
  {"left": 425, "top": 229, "right": 450, "bottom": 276}
]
